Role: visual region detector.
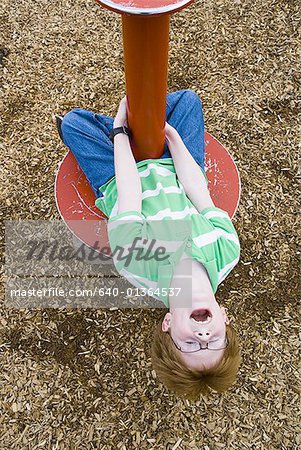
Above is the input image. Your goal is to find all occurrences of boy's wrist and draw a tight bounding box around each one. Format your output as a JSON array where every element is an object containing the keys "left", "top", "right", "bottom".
[
  {"left": 114, "top": 132, "right": 129, "bottom": 141},
  {"left": 111, "top": 124, "right": 131, "bottom": 143}
]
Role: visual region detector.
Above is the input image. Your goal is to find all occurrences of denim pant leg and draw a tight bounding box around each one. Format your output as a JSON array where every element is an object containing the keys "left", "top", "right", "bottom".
[
  {"left": 61, "top": 108, "right": 115, "bottom": 198},
  {"left": 60, "top": 89, "right": 205, "bottom": 199},
  {"left": 162, "top": 89, "right": 205, "bottom": 170}
]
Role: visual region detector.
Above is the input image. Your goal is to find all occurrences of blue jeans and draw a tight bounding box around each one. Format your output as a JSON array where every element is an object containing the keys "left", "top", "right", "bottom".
[{"left": 60, "top": 89, "right": 205, "bottom": 199}]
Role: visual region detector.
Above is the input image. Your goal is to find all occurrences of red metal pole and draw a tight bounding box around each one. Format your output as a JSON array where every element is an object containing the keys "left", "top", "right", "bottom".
[{"left": 122, "top": 14, "right": 170, "bottom": 161}]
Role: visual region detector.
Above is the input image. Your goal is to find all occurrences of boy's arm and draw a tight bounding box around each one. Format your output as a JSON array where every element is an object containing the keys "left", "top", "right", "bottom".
[
  {"left": 114, "top": 132, "right": 142, "bottom": 214},
  {"left": 166, "top": 128, "right": 214, "bottom": 213}
]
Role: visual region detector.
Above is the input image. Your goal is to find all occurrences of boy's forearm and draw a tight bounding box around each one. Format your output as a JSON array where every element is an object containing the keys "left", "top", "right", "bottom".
[
  {"left": 167, "top": 131, "right": 214, "bottom": 211},
  {"left": 114, "top": 133, "right": 142, "bottom": 213},
  {"left": 167, "top": 131, "right": 205, "bottom": 187}
]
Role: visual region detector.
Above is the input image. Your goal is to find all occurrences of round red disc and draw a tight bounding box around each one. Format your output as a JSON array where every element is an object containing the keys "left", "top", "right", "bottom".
[{"left": 55, "top": 131, "right": 241, "bottom": 255}]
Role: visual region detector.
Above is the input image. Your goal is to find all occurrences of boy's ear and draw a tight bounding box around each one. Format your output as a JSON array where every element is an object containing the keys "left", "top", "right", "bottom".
[
  {"left": 221, "top": 307, "right": 230, "bottom": 325},
  {"left": 161, "top": 312, "right": 172, "bottom": 332}
]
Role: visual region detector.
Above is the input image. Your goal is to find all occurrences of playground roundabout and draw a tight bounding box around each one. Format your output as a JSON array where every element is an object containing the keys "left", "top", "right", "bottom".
[{"left": 0, "top": 0, "right": 300, "bottom": 448}]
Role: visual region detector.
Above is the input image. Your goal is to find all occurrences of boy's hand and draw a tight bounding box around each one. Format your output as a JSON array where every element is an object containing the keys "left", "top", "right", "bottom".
[{"left": 114, "top": 95, "right": 129, "bottom": 128}]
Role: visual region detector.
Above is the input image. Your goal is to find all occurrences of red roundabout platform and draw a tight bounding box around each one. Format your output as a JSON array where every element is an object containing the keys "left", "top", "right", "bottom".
[{"left": 55, "top": 132, "right": 241, "bottom": 256}]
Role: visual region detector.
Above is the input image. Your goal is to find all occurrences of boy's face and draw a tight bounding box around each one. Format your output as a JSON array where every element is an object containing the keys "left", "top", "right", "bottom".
[{"left": 161, "top": 299, "right": 229, "bottom": 371}]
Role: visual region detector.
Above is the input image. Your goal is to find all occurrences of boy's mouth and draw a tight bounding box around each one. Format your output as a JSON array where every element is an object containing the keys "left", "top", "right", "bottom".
[{"left": 190, "top": 309, "right": 212, "bottom": 324}]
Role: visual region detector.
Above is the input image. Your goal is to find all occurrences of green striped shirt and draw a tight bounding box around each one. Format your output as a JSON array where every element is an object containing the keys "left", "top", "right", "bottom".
[{"left": 95, "top": 157, "right": 240, "bottom": 308}]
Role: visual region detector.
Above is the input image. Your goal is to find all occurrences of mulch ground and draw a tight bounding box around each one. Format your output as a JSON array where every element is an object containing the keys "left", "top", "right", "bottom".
[{"left": 0, "top": 0, "right": 300, "bottom": 448}]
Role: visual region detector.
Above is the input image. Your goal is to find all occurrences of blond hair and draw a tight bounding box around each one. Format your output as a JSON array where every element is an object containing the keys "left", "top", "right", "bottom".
[{"left": 151, "top": 314, "right": 241, "bottom": 400}]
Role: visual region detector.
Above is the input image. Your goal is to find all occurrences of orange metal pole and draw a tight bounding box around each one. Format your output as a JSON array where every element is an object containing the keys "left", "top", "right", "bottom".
[{"left": 122, "top": 14, "right": 170, "bottom": 161}]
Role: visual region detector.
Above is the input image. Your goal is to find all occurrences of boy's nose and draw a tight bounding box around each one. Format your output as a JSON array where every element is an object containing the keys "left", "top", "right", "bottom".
[{"left": 195, "top": 331, "right": 211, "bottom": 342}]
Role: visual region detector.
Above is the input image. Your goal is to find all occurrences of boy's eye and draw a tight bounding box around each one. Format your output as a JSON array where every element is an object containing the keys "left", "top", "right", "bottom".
[
  {"left": 182, "top": 340, "right": 200, "bottom": 351},
  {"left": 181, "top": 340, "right": 200, "bottom": 351}
]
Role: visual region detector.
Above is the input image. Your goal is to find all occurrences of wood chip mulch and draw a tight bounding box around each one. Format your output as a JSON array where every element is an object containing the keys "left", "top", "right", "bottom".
[{"left": 0, "top": 0, "right": 300, "bottom": 448}]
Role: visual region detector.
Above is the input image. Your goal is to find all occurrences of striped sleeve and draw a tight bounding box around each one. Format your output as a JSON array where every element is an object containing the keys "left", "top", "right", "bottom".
[
  {"left": 108, "top": 210, "right": 145, "bottom": 272},
  {"left": 200, "top": 206, "right": 241, "bottom": 283},
  {"left": 108, "top": 210, "right": 145, "bottom": 225},
  {"left": 107, "top": 210, "right": 156, "bottom": 294}
]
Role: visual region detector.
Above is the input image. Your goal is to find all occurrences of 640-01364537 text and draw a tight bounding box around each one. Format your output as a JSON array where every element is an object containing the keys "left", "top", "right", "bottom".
[{"left": 9, "top": 286, "right": 182, "bottom": 298}]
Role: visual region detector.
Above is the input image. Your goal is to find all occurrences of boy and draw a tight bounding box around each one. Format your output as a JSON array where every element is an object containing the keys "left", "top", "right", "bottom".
[{"left": 57, "top": 90, "right": 241, "bottom": 400}]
